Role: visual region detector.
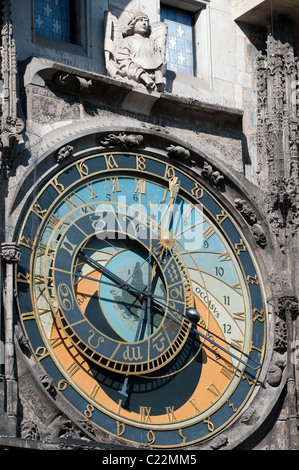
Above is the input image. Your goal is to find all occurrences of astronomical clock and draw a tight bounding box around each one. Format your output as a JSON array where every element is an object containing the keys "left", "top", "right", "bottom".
[{"left": 15, "top": 147, "right": 268, "bottom": 449}]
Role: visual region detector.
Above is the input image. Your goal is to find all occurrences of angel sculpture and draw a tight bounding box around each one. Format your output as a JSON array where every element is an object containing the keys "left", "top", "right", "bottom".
[{"left": 104, "top": 11, "right": 168, "bottom": 92}]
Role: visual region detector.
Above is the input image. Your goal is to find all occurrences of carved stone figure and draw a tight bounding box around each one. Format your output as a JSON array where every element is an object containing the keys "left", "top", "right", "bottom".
[
  {"left": 99, "top": 132, "right": 144, "bottom": 148},
  {"left": 104, "top": 11, "right": 167, "bottom": 92},
  {"left": 201, "top": 161, "right": 224, "bottom": 187}
]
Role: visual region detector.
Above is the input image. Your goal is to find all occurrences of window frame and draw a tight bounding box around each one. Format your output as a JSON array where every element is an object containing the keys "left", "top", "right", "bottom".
[
  {"left": 33, "top": 0, "right": 88, "bottom": 54},
  {"left": 161, "top": 3, "right": 197, "bottom": 77},
  {"left": 160, "top": 0, "right": 212, "bottom": 85}
]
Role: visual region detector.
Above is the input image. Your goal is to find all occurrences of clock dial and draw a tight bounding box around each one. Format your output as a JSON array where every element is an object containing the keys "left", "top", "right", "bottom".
[{"left": 16, "top": 152, "right": 267, "bottom": 448}]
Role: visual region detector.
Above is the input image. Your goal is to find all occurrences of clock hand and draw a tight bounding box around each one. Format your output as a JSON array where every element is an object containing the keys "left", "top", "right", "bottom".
[
  {"left": 147, "top": 298, "right": 262, "bottom": 372},
  {"left": 160, "top": 177, "right": 181, "bottom": 233},
  {"left": 146, "top": 248, "right": 153, "bottom": 337},
  {"left": 78, "top": 251, "right": 143, "bottom": 299}
]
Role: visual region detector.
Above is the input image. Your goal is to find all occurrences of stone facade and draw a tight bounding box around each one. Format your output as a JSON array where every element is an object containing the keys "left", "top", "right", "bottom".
[{"left": 0, "top": 0, "right": 298, "bottom": 450}]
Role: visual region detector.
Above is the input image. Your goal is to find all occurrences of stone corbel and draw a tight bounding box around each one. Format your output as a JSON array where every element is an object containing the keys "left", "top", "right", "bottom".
[{"left": 52, "top": 72, "right": 94, "bottom": 94}]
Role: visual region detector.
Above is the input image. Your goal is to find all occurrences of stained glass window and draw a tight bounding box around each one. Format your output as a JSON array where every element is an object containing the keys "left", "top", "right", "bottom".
[
  {"left": 34, "top": 0, "right": 71, "bottom": 43},
  {"left": 161, "top": 5, "right": 195, "bottom": 76}
]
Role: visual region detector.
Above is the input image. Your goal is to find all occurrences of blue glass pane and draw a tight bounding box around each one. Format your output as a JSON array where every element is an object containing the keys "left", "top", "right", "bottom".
[
  {"left": 161, "top": 5, "right": 195, "bottom": 76},
  {"left": 34, "top": 0, "right": 70, "bottom": 43}
]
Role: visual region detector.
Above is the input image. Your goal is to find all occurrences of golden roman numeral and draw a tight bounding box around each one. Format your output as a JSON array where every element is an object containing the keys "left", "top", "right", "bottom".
[
  {"left": 66, "top": 361, "right": 80, "bottom": 377},
  {"left": 140, "top": 406, "right": 152, "bottom": 423},
  {"left": 166, "top": 406, "right": 177, "bottom": 422},
  {"left": 203, "top": 225, "right": 215, "bottom": 240}
]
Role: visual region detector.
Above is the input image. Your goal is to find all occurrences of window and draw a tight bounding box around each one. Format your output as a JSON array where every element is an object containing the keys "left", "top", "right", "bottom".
[
  {"left": 34, "top": 0, "right": 82, "bottom": 44},
  {"left": 161, "top": 5, "right": 195, "bottom": 76}
]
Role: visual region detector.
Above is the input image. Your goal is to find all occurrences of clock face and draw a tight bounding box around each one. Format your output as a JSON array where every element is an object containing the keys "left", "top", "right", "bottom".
[{"left": 16, "top": 152, "right": 267, "bottom": 448}]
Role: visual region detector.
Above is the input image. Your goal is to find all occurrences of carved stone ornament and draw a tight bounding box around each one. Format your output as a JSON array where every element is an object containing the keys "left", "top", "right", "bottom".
[
  {"left": 0, "top": 5, "right": 25, "bottom": 177},
  {"left": 256, "top": 26, "right": 299, "bottom": 244},
  {"left": 99, "top": 132, "right": 144, "bottom": 148},
  {"left": 20, "top": 419, "right": 39, "bottom": 440},
  {"left": 234, "top": 198, "right": 267, "bottom": 247},
  {"left": 1, "top": 242, "right": 21, "bottom": 263},
  {"left": 166, "top": 144, "right": 191, "bottom": 162},
  {"left": 104, "top": 11, "right": 168, "bottom": 92},
  {"left": 56, "top": 145, "right": 74, "bottom": 163},
  {"left": 267, "top": 362, "right": 285, "bottom": 387},
  {"left": 201, "top": 161, "right": 224, "bottom": 187}
]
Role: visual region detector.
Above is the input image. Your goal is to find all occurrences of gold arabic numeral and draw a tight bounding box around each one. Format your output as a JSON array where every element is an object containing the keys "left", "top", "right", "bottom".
[
  {"left": 16, "top": 272, "right": 30, "bottom": 284},
  {"left": 19, "top": 235, "right": 32, "bottom": 250},
  {"left": 140, "top": 406, "right": 152, "bottom": 423},
  {"left": 76, "top": 160, "right": 89, "bottom": 179},
  {"left": 191, "top": 182, "right": 204, "bottom": 199},
  {"left": 247, "top": 274, "right": 259, "bottom": 286},
  {"left": 104, "top": 154, "right": 119, "bottom": 169},
  {"left": 179, "top": 429, "right": 187, "bottom": 445},
  {"left": 207, "top": 383, "right": 221, "bottom": 402},
  {"left": 165, "top": 406, "right": 177, "bottom": 423},
  {"left": 57, "top": 380, "right": 68, "bottom": 392},
  {"left": 116, "top": 421, "right": 125, "bottom": 437},
  {"left": 250, "top": 342, "right": 263, "bottom": 356},
  {"left": 164, "top": 164, "right": 176, "bottom": 180},
  {"left": 215, "top": 209, "right": 228, "bottom": 225},
  {"left": 227, "top": 399, "right": 238, "bottom": 413},
  {"left": 35, "top": 346, "right": 49, "bottom": 361},
  {"left": 241, "top": 373, "right": 255, "bottom": 386},
  {"left": 136, "top": 155, "right": 146, "bottom": 171},
  {"left": 235, "top": 238, "right": 247, "bottom": 256},
  {"left": 84, "top": 404, "right": 94, "bottom": 419},
  {"left": 32, "top": 203, "right": 47, "bottom": 220},
  {"left": 204, "top": 416, "right": 215, "bottom": 433},
  {"left": 147, "top": 430, "right": 156, "bottom": 446},
  {"left": 252, "top": 308, "right": 265, "bottom": 323},
  {"left": 50, "top": 177, "right": 65, "bottom": 194}
]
